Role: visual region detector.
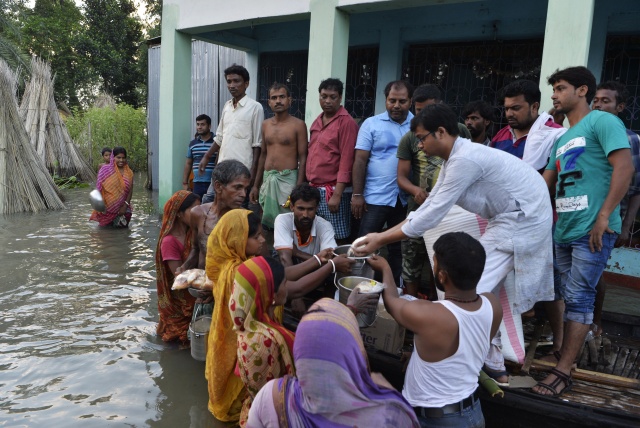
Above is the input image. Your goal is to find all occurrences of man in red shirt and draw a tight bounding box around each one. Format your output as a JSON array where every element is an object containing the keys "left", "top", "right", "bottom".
[{"left": 307, "top": 78, "right": 359, "bottom": 244}]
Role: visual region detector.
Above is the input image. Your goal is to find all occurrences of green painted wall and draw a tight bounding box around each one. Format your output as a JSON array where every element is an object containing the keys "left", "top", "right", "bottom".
[
  {"left": 304, "top": 0, "right": 350, "bottom": 129},
  {"left": 158, "top": 4, "right": 192, "bottom": 209}
]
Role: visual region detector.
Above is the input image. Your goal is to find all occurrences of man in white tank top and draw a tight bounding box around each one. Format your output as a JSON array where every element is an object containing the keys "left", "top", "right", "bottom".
[{"left": 368, "top": 232, "right": 502, "bottom": 427}]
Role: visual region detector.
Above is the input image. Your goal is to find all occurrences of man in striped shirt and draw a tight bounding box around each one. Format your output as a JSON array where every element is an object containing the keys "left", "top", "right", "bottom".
[{"left": 182, "top": 114, "right": 216, "bottom": 200}]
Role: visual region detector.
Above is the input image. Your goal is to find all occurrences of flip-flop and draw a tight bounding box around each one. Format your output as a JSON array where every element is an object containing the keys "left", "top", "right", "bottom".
[
  {"left": 532, "top": 368, "right": 573, "bottom": 397},
  {"left": 483, "top": 366, "right": 510, "bottom": 387}
]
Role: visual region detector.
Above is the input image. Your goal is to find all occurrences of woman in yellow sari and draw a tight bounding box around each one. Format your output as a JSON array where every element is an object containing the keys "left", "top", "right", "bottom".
[
  {"left": 205, "top": 209, "right": 265, "bottom": 422},
  {"left": 231, "top": 256, "right": 295, "bottom": 427}
]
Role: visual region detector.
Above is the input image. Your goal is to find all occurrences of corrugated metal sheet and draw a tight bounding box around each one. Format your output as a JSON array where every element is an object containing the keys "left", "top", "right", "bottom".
[
  {"left": 147, "top": 45, "right": 161, "bottom": 190},
  {"left": 147, "top": 40, "right": 246, "bottom": 190},
  {"left": 191, "top": 40, "right": 246, "bottom": 136}
]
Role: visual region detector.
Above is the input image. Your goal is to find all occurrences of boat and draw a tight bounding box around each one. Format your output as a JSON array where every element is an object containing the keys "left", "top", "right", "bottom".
[{"left": 282, "top": 246, "right": 640, "bottom": 427}]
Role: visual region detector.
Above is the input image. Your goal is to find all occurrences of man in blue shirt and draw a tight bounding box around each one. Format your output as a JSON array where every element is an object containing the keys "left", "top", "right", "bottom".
[
  {"left": 352, "top": 80, "right": 414, "bottom": 283},
  {"left": 182, "top": 114, "right": 216, "bottom": 200}
]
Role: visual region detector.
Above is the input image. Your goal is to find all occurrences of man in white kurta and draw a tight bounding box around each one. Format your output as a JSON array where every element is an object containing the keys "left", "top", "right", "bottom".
[
  {"left": 199, "top": 64, "right": 264, "bottom": 204},
  {"left": 355, "top": 104, "right": 553, "bottom": 376}
]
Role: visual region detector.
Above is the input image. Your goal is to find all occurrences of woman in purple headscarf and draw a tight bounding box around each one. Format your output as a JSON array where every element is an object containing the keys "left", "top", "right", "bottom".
[{"left": 247, "top": 298, "right": 419, "bottom": 427}]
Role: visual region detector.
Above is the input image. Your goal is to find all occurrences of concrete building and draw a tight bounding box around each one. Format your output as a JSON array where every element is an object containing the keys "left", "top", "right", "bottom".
[{"left": 158, "top": 0, "right": 640, "bottom": 207}]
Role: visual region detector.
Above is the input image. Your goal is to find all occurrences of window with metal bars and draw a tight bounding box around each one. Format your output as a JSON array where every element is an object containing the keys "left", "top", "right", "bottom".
[{"left": 257, "top": 47, "right": 379, "bottom": 123}]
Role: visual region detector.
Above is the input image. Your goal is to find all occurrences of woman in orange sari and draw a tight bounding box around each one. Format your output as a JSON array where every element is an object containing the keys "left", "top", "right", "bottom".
[
  {"left": 155, "top": 190, "right": 201, "bottom": 343},
  {"left": 231, "top": 256, "right": 295, "bottom": 427},
  {"left": 205, "top": 209, "right": 265, "bottom": 422},
  {"left": 90, "top": 146, "right": 134, "bottom": 227}
]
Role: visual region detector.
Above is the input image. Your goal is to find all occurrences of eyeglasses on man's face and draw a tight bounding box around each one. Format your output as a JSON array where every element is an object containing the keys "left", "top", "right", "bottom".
[{"left": 416, "top": 132, "right": 434, "bottom": 144}]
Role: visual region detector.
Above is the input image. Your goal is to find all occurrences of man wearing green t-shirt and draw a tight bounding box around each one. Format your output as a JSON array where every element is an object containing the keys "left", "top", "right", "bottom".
[
  {"left": 396, "top": 84, "right": 470, "bottom": 297},
  {"left": 534, "top": 66, "right": 633, "bottom": 397}
]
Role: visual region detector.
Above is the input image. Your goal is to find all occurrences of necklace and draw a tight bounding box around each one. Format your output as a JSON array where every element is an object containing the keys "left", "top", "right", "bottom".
[
  {"left": 445, "top": 294, "right": 480, "bottom": 303},
  {"left": 202, "top": 204, "right": 216, "bottom": 236}
]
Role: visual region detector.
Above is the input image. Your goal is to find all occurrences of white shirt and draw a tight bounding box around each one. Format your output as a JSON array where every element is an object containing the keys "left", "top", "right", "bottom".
[
  {"left": 215, "top": 95, "right": 264, "bottom": 170},
  {"left": 403, "top": 138, "right": 554, "bottom": 314},
  {"left": 274, "top": 213, "right": 337, "bottom": 256}
]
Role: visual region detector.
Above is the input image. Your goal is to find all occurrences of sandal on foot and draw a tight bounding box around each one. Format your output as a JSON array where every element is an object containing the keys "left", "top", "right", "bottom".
[
  {"left": 483, "top": 366, "right": 509, "bottom": 387},
  {"left": 533, "top": 368, "right": 573, "bottom": 397}
]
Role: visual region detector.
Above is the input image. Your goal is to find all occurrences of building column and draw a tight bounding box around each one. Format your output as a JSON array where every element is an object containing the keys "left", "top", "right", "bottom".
[
  {"left": 304, "top": 0, "right": 350, "bottom": 128},
  {"left": 586, "top": 0, "right": 609, "bottom": 84},
  {"left": 539, "top": 0, "right": 596, "bottom": 112},
  {"left": 374, "top": 28, "right": 402, "bottom": 115},
  {"left": 245, "top": 50, "right": 260, "bottom": 101},
  {"left": 158, "top": 3, "right": 192, "bottom": 209}
]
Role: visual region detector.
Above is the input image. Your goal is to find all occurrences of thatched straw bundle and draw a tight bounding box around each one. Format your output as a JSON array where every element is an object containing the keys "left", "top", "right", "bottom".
[
  {"left": 93, "top": 93, "right": 117, "bottom": 109},
  {"left": 20, "top": 57, "right": 95, "bottom": 182},
  {"left": 0, "top": 60, "right": 65, "bottom": 214}
]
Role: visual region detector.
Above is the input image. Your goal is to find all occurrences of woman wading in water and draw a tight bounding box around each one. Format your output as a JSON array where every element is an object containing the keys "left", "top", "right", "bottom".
[
  {"left": 155, "top": 190, "right": 201, "bottom": 343},
  {"left": 90, "top": 146, "right": 134, "bottom": 227}
]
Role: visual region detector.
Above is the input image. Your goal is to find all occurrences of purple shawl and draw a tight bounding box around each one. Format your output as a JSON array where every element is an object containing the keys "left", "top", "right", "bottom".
[{"left": 276, "top": 298, "right": 419, "bottom": 427}]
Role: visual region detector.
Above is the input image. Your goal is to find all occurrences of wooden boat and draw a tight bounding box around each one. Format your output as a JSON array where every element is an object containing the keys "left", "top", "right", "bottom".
[{"left": 283, "top": 247, "right": 640, "bottom": 428}]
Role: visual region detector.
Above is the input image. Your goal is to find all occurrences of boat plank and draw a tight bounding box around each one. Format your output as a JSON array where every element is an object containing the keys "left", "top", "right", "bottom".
[
  {"left": 622, "top": 349, "right": 639, "bottom": 378},
  {"left": 604, "top": 342, "right": 620, "bottom": 374},
  {"left": 531, "top": 359, "right": 640, "bottom": 389},
  {"left": 612, "top": 346, "right": 630, "bottom": 376},
  {"left": 599, "top": 337, "right": 613, "bottom": 373}
]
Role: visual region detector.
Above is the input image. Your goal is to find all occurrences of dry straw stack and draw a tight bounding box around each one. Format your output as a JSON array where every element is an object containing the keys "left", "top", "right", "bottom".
[
  {"left": 20, "top": 57, "right": 95, "bottom": 182},
  {"left": 0, "top": 59, "right": 65, "bottom": 214}
]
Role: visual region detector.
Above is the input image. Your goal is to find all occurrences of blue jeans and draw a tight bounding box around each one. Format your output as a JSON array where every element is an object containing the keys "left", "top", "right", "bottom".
[
  {"left": 358, "top": 197, "right": 406, "bottom": 285},
  {"left": 192, "top": 181, "right": 209, "bottom": 200},
  {"left": 417, "top": 399, "right": 485, "bottom": 428},
  {"left": 555, "top": 233, "right": 616, "bottom": 324}
]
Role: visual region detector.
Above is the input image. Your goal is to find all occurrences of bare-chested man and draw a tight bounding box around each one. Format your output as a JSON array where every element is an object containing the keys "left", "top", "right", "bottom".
[
  {"left": 178, "top": 160, "right": 251, "bottom": 271},
  {"left": 249, "top": 82, "right": 307, "bottom": 230}
]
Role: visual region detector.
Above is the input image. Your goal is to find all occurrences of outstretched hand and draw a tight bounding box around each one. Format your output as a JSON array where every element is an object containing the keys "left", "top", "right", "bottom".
[
  {"left": 316, "top": 248, "right": 335, "bottom": 264},
  {"left": 347, "top": 285, "right": 379, "bottom": 313},
  {"left": 352, "top": 233, "right": 383, "bottom": 256},
  {"left": 332, "top": 254, "right": 355, "bottom": 273},
  {"left": 365, "top": 254, "right": 390, "bottom": 272}
]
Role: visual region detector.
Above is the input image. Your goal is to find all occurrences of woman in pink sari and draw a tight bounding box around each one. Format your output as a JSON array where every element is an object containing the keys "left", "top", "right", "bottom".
[{"left": 90, "top": 146, "right": 134, "bottom": 227}]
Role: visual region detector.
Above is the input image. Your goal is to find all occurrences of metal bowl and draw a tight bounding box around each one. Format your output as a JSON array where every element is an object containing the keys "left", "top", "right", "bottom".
[
  {"left": 333, "top": 244, "right": 378, "bottom": 260},
  {"left": 188, "top": 287, "right": 212, "bottom": 299},
  {"left": 89, "top": 189, "right": 106, "bottom": 212}
]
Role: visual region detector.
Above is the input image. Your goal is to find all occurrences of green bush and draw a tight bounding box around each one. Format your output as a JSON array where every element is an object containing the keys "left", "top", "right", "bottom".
[{"left": 66, "top": 104, "right": 147, "bottom": 171}]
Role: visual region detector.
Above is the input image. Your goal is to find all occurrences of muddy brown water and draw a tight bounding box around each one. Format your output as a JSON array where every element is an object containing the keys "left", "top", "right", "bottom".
[{"left": 0, "top": 178, "right": 233, "bottom": 427}]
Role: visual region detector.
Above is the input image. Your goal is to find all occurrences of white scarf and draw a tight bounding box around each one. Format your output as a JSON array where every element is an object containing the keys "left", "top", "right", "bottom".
[{"left": 522, "top": 112, "right": 567, "bottom": 170}]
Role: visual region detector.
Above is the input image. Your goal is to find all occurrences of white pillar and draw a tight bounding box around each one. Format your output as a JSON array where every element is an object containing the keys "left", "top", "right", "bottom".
[{"left": 539, "top": 0, "right": 596, "bottom": 113}]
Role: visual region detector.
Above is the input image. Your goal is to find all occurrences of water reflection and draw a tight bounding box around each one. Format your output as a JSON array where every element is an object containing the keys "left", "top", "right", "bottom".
[{"left": 0, "top": 177, "right": 231, "bottom": 427}]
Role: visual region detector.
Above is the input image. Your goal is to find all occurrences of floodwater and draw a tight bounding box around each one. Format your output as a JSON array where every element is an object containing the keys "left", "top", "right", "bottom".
[{"left": 0, "top": 177, "right": 233, "bottom": 427}]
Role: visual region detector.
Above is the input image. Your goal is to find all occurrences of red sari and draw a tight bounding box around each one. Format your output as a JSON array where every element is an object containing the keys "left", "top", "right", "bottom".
[{"left": 155, "top": 190, "right": 196, "bottom": 343}]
